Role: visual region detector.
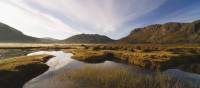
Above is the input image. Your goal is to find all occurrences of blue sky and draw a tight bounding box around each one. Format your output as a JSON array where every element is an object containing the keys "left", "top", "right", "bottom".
[{"left": 0, "top": 0, "right": 200, "bottom": 39}]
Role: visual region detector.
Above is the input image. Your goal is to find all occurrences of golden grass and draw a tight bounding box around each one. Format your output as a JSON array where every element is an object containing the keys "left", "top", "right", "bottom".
[
  {"left": 0, "top": 54, "right": 51, "bottom": 70},
  {"left": 65, "top": 49, "right": 115, "bottom": 63},
  {"left": 1, "top": 43, "right": 200, "bottom": 72},
  {"left": 0, "top": 54, "right": 53, "bottom": 88},
  {"left": 0, "top": 49, "right": 32, "bottom": 59},
  {"left": 0, "top": 43, "right": 81, "bottom": 49},
  {"left": 67, "top": 46, "right": 200, "bottom": 71},
  {"left": 69, "top": 49, "right": 105, "bottom": 60},
  {"left": 65, "top": 66, "right": 197, "bottom": 88}
]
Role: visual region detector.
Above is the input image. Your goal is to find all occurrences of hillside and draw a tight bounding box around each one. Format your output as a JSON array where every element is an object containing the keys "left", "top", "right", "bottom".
[
  {"left": 119, "top": 20, "right": 200, "bottom": 44},
  {"left": 0, "top": 23, "right": 40, "bottom": 43},
  {"left": 63, "top": 34, "right": 114, "bottom": 43},
  {"left": 0, "top": 22, "right": 57, "bottom": 43}
]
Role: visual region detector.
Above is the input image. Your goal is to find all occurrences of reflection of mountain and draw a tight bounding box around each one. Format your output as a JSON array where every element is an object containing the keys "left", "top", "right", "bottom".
[
  {"left": 119, "top": 20, "right": 200, "bottom": 44},
  {"left": 63, "top": 34, "right": 114, "bottom": 43}
]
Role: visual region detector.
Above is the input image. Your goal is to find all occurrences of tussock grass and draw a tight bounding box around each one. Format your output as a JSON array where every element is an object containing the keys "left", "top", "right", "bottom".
[
  {"left": 0, "top": 43, "right": 80, "bottom": 49},
  {"left": 67, "top": 44, "right": 200, "bottom": 72},
  {"left": 0, "top": 54, "right": 51, "bottom": 70},
  {"left": 0, "top": 55, "right": 53, "bottom": 88},
  {"left": 0, "top": 49, "right": 32, "bottom": 59},
  {"left": 65, "top": 66, "right": 197, "bottom": 88},
  {"left": 80, "top": 44, "right": 200, "bottom": 52},
  {"left": 68, "top": 49, "right": 111, "bottom": 63},
  {"left": 70, "top": 49, "right": 105, "bottom": 60}
]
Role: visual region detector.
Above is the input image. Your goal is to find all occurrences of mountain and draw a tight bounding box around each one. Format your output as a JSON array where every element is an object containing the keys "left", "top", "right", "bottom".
[
  {"left": 0, "top": 22, "right": 41, "bottom": 43},
  {"left": 41, "top": 37, "right": 59, "bottom": 43},
  {"left": 119, "top": 20, "right": 200, "bottom": 44},
  {"left": 63, "top": 34, "right": 114, "bottom": 43}
]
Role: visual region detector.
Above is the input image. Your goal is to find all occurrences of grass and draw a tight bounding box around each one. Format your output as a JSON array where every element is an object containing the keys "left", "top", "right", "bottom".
[
  {"left": 68, "top": 49, "right": 110, "bottom": 63},
  {"left": 0, "top": 49, "right": 32, "bottom": 59},
  {"left": 0, "top": 44, "right": 200, "bottom": 88},
  {"left": 0, "top": 43, "right": 84, "bottom": 49},
  {"left": 0, "top": 54, "right": 53, "bottom": 88},
  {"left": 64, "top": 66, "right": 198, "bottom": 88},
  {"left": 80, "top": 44, "right": 200, "bottom": 51},
  {"left": 112, "top": 51, "right": 178, "bottom": 69},
  {"left": 65, "top": 44, "right": 200, "bottom": 72}
]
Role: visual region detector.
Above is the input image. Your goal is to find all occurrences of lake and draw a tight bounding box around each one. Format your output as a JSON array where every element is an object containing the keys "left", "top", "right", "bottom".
[{"left": 23, "top": 51, "right": 200, "bottom": 88}]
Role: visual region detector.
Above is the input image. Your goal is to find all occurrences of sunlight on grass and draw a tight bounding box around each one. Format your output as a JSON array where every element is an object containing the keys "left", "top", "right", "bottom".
[
  {"left": 0, "top": 54, "right": 53, "bottom": 88},
  {"left": 65, "top": 66, "right": 198, "bottom": 88}
]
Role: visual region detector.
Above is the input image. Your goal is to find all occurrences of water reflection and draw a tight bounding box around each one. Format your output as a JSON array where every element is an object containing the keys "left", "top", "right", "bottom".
[
  {"left": 24, "top": 51, "right": 200, "bottom": 88},
  {"left": 24, "top": 51, "right": 148, "bottom": 88},
  {"left": 27, "top": 51, "right": 82, "bottom": 70}
]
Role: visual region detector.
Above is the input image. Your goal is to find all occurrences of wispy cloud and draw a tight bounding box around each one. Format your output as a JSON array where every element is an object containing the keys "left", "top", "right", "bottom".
[
  {"left": 0, "top": 0, "right": 199, "bottom": 39},
  {"left": 157, "top": 1, "right": 200, "bottom": 23},
  {"left": 24, "top": 0, "right": 166, "bottom": 34},
  {"left": 0, "top": 0, "right": 81, "bottom": 39}
]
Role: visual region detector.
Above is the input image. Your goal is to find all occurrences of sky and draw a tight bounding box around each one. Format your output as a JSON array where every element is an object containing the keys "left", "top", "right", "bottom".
[{"left": 0, "top": 0, "right": 200, "bottom": 40}]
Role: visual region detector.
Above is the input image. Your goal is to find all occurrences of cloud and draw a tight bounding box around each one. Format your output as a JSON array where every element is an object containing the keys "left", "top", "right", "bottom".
[
  {"left": 3, "top": 0, "right": 199, "bottom": 39},
  {"left": 0, "top": 0, "right": 81, "bottom": 39},
  {"left": 22, "top": 0, "right": 167, "bottom": 38}
]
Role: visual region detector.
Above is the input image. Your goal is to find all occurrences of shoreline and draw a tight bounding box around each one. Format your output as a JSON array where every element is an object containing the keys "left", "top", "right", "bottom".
[{"left": 0, "top": 55, "right": 54, "bottom": 88}]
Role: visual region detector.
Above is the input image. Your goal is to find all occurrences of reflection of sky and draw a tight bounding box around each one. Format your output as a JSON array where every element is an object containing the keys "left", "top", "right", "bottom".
[
  {"left": 0, "top": 0, "right": 200, "bottom": 39},
  {"left": 25, "top": 51, "right": 83, "bottom": 88},
  {"left": 28, "top": 51, "right": 76, "bottom": 69},
  {"left": 24, "top": 51, "right": 146, "bottom": 88}
]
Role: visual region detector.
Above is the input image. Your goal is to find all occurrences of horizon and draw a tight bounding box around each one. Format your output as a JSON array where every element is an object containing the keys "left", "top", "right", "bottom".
[
  {"left": 2, "top": 19, "right": 200, "bottom": 41},
  {"left": 0, "top": 0, "right": 200, "bottom": 40}
]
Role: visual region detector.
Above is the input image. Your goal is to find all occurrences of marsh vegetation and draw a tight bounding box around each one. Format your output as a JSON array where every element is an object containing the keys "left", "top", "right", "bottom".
[
  {"left": 66, "top": 66, "right": 199, "bottom": 88},
  {"left": 1, "top": 44, "right": 200, "bottom": 88},
  {"left": 0, "top": 54, "right": 53, "bottom": 88},
  {"left": 67, "top": 44, "right": 200, "bottom": 73}
]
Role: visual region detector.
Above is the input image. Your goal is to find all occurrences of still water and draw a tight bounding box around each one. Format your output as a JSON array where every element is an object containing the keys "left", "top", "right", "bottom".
[{"left": 23, "top": 51, "right": 200, "bottom": 88}]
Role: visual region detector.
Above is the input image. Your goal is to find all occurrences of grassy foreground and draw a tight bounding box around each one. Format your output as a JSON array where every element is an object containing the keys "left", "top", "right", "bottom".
[
  {"left": 0, "top": 54, "right": 53, "bottom": 88},
  {"left": 65, "top": 66, "right": 198, "bottom": 88}
]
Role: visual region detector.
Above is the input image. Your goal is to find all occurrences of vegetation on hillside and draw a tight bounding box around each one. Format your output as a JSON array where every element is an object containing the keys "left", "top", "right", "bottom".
[
  {"left": 0, "top": 19, "right": 200, "bottom": 44},
  {"left": 0, "top": 22, "right": 39, "bottom": 43},
  {"left": 119, "top": 20, "right": 200, "bottom": 44},
  {"left": 0, "top": 22, "right": 58, "bottom": 43},
  {"left": 62, "top": 34, "right": 114, "bottom": 43}
]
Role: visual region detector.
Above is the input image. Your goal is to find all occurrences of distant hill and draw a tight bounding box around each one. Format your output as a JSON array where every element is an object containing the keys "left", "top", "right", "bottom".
[
  {"left": 1, "top": 19, "right": 200, "bottom": 44},
  {"left": 0, "top": 23, "right": 40, "bottom": 43},
  {"left": 0, "top": 22, "right": 56, "bottom": 43},
  {"left": 41, "top": 37, "right": 59, "bottom": 43},
  {"left": 62, "top": 34, "right": 114, "bottom": 43},
  {"left": 119, "top": 20, "right": 200, "bottom": 44}
]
